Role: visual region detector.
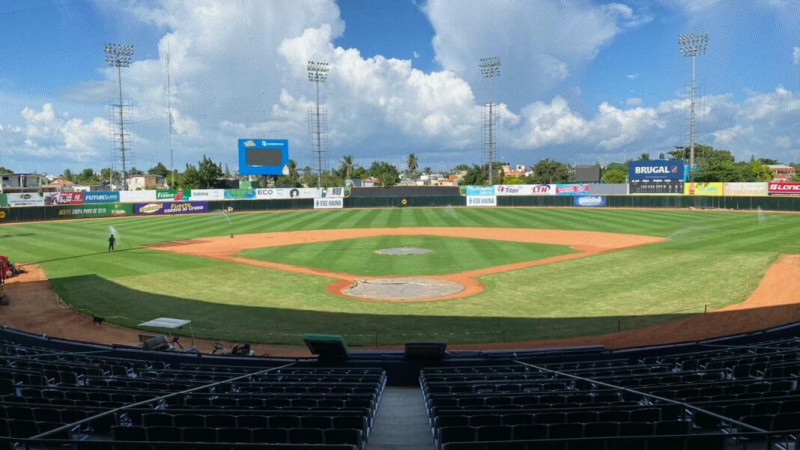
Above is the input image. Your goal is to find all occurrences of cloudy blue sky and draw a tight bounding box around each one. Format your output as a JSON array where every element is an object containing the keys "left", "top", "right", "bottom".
[{"left": 0, "top": 0, "right": 798, "bottom": 175}]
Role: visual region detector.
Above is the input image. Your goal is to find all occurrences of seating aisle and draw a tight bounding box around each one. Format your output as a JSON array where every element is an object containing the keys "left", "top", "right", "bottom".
[{"left": 368, "top": 386, "right": 434, "bottom": 450}]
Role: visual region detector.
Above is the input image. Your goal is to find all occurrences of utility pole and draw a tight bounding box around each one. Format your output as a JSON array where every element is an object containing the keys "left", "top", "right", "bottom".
[
  {"left": 105, "top": 43, "right": 134, "bottom": 190},
  {"left": 678, "top": 33, "right": 708, "bottom": 177},
  {"left": 480, "top": 57, "right": 500, "bottom": 185}
]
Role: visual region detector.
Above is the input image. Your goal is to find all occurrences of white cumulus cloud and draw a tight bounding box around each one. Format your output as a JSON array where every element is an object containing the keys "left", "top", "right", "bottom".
[
  {"left": 7, "top": 103, "right": 111, "bottom": 167},
  {"left": 2, "top": 1, "right": 798, "bottom": 173},
  {"left": 424, "top": 0, "right": 651, "bottom": 106}
]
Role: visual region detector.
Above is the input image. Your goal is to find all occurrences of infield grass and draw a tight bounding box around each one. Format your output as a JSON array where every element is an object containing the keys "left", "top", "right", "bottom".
[
  {"left": 1, "top": 208, "right": 799, "bottom": 345},
  {"left": 238, "top": 235, "right": 576, "bottom": 276}
]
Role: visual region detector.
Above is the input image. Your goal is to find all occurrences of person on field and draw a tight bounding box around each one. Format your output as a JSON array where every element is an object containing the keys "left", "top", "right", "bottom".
[{"left": 108, "top": 234, "right": 116, "bottom": 252}]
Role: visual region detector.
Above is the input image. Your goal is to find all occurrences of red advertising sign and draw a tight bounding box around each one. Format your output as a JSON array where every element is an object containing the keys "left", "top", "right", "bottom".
[
  {"left": 768, "top": 182, "right": 800, "bottom": 195},
  {"left": 44, "top": 192, "right": 84, "bottom": 205},
  {"left": 555, "top": 184, "right": 591, "bottom": 195}
]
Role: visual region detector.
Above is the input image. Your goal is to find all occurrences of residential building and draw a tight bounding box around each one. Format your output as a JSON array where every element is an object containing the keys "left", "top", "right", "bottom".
[
  {"left": 0, "top": 173, "right": 46, "bottom": 193},
  {"left": 127, "top": 174, "right": 166, "bottom": 190},
  {"left": 766, "top": 165, "right": 796, "bottom": 182}
]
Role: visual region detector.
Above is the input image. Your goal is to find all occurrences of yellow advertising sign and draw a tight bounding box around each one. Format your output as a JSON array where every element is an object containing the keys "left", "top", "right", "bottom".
[{"left": 685, "top": 182, "right": 724, "bottom": 196}]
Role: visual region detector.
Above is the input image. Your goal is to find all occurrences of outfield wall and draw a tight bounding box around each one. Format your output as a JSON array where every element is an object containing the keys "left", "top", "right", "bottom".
[
  {"left": 497, "top": 195, "right": 800, "bottom": 211},
  {"left": 1, "top": 194, "right": 799, "bottom": 223}
]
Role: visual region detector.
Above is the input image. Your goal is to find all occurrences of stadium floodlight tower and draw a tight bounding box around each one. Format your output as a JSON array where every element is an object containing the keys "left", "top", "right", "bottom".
[
  {"left": 105, "top": 43, "right": 134, "bottom": 190},
  {"left": 480, "top": 56, "right": 500, "bottom": 185},
  {"left": 678, "top": 33, "right": 708, "bottom": 178},
  {"left": 307, "top": 61, "right": 329, "bottom": 188}
]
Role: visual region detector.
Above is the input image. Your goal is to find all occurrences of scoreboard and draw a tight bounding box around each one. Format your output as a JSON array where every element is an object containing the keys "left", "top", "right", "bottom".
[{"left": 238, "top": 139, "right": 289, "bottom": 176}]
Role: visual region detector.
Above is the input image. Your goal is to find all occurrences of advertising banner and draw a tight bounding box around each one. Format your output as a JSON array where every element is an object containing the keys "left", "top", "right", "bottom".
[
  {"left": 255, "top": 187, "right": 331, "bottom": 199},
  {"left": 556, "top": 184, "right": 592, "bottom": 196},
  {"left": 255, "top": 188, "right": 289, "bottom": 200},
  {"left": 83, "top": 191, "right": 120, "bottom": 204},
  {"left": 56, "top": 203, "right": 132, "bottom": 219},
  {"left": 628, "top": 160, "right": 684, "bottom": 181},
  {"left": 120, "top": 190, "right": 158, "bottom": 203},
  {"left": 7, "top": 193, "right": 44, "bottom": 207},
  {"left": 685, "top": 182, "right": 724, "bottom": 196},
  {"left": 465, "top": 186, "right": 496, "bottom": 196},
  {"left": 313, "top": 198, "right": 344, "bottom": 209},
  {"left": 321, "top": 187, "right": 346, "bottom": 198},
  {"left": 292, "top": 188, "right": 317, "bottom": 199},
  {"left": 134, "top": 201, "right": 209, "bottom": 215},
  {"left": 0, "top": 194, "right": 7, "bottom": 207},
  {"left": 466, "top": 195, "right": 497, "bottom": 207},
  {"left": 530, "top": 184, "right": 556, "bottom": 195},
  {"left": 156, "top": 189, "right": 190, "bottom": 201},
  {"left": 44, "top": 191, "right": 84, "bottom": 205},
  {"left": 187, "top": 189, "right": 225, "bottom": 201},
  {"left": 494, "top": 185, "right": 528, "bottom": 196},
  {"left": 724, "top": 182, "right": 768, "bottom": 197},
  {"left": 223, "top": 189, "right": 257, "bottom": 200},
  {"left": 495, "top": 184, "right": 556, "bottom": 196},
  {"left": 768, "top": 182, "right": 800, "bottom": 195},
  {"left": 573, "top": 196, "right": 606, "bottom": 207}
]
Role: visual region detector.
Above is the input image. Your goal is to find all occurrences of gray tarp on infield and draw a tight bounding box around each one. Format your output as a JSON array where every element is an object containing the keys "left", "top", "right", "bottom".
[{"left": 343, "top": 278, "right": 464, "bottom": 300}]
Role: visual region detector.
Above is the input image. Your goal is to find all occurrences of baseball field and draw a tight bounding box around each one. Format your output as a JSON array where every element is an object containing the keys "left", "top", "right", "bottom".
[{"left": 2, "top": 207, "right": 799, "bottom": 348}]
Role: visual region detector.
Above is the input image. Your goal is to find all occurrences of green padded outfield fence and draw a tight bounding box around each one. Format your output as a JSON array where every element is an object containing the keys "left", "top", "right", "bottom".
[{"left": 0, "top": 195, "right": 798, "bottom": 224}]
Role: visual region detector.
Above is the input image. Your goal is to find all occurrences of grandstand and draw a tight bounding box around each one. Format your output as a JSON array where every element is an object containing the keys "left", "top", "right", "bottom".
[{"left": 2, "top": 321, "right": 799, "bottom": 449}]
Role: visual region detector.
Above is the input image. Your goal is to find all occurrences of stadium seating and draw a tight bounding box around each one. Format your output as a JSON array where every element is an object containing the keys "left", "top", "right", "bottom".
[
  {"left": 1, "top": 338, "right": 385, "bottom": 449},
  {"left": 421, "top": 335, "right": 800, "bottom": 449},
  {"left": 1, "top": 326, "right": 800, "bottom": 448}
]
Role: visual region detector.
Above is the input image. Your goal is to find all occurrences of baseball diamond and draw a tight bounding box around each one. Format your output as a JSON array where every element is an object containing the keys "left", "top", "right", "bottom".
[{"left": 1, "top": 207, "right": 799, "bottom": 353}]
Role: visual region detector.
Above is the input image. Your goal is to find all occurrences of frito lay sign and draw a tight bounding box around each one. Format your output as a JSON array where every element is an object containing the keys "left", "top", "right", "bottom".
[{"left": 768, "top": 182, "right": 800, "bottom": 195}]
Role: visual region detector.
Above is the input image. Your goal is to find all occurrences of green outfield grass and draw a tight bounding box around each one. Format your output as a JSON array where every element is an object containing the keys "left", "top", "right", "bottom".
[
  {"left": 237, "top": 235, "right": 576, "bottom": 276},
  {"left": 1, "top": 208, "right": 799, "bottom": 345}
]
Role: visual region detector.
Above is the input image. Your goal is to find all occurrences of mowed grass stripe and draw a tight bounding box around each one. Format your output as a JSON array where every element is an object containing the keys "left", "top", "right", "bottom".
[
  {"left": 569, "top": 210, "right": 670, "bottom": 234},
  {"left": 516, "top": 208, "right": 581, "bottom": 230},
  {"left": 348, "top": 208, "right": 385, "bottom": 229},
  {"left": 491, "top": 209, "right": 544, "bottom": 229},
  {"left": 238, "top": 235, "right": 576, "bottom": 277},
  {"left": 410, "top": 208, "right": 433, "bottom": 228},
  {"left": 233, "top": 210, "right": 307, "bottom": 234},
  {"left": 531, "top": 209, "right": 604, "bottom": 232},
  {"left": 456, "top": 208, "right": 509, "bottom": 228},
  {"left": 314, "top": 209, "right": 361, "bottom": 231},
  {"left": 280, "top": 210, "right": 351, "bottom": 231}
]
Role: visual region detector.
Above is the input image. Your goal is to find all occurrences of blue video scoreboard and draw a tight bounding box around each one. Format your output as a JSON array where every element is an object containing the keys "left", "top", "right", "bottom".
[{"left": 238, "top": 139, "right": 289, "bottom": 176}]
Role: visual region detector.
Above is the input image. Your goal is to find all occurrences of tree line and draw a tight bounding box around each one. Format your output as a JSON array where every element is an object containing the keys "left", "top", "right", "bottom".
[{"left": 2, "top": 143, "right": 797, "bottom": 189}]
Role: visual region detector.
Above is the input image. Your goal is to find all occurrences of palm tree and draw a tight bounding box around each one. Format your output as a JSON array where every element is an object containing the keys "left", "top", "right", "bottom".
[
  {"left": 302, "top": 166, "right": 314, "bottom": 187},
  {"left": 340, "top": 155, "right": 354, "bottom": 180},
  {"left": 407, "top": 153, "right": 419, "bottom": 179},
  {"left": 288, "top": 159, "right": 299, "bottom": 180}
]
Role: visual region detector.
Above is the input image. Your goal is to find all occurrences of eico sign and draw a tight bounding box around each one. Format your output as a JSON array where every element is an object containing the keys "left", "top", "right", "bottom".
[
  {"left": 628, "top": 161, "right": 684, "bottom": 181},
  {"left": 768, "top": 182, "right": 800, "bottom": 195}
]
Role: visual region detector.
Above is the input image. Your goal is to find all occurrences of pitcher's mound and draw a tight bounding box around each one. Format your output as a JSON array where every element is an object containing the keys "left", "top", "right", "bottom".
[
  {"left": 375, "top": 247, "right": 432, "bottom": 255},
  {"left": 343, "top": 277, "right": 464, "bottom": 300}
]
